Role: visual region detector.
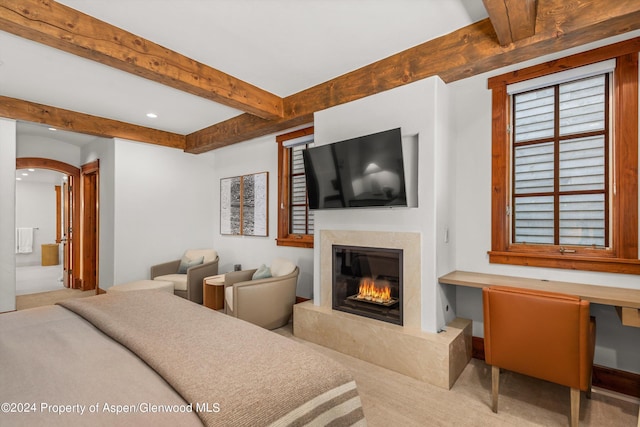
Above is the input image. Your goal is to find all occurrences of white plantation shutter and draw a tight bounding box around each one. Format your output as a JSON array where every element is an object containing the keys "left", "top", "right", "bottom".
[
  {"left": 512, "top": 73, "right": 609, "bottom": 247},
  {"left": 514, "top": 196, "right": 554, "bottom": 244},
  {"left": 513, "top": 87, "right": 555, "bottom": 142},
  {"left": 288, "top": 141, "right": 314, "bottom": 235}
]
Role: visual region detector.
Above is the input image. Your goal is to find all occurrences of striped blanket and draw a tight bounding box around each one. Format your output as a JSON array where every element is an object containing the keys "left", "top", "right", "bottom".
[{"left": 60, "top": 291, "right": 366, "bottom": 426}]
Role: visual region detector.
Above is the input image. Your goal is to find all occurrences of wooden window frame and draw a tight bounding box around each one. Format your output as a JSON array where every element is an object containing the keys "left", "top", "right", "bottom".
[
  {"left": 276, "top": 126, "right": 314, "bottom": 248},
  {"left": 487, "top": 38, "right": 640, "bottom": 274}
]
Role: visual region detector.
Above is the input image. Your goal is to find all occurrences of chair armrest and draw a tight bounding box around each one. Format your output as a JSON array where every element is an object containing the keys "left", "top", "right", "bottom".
[
  {"left": 185, "top": 257, "right": 219, "bottom": 304},
  {"left": 223, "top": 269, "right": 257, "bottom": 288},
  {"left": 232, "top": 275, "right": 284, "bottom": 288},
  {"left": 150, "top": 259, "right": 180, "bottom": 278}
]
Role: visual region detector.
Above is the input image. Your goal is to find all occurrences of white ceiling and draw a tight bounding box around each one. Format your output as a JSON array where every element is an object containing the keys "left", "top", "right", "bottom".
[
  {"left": 1, "top": 0, "right": 488, "bottom": 145},
  {"left": 15, "top": 121, "right": 106, "bottom": 147},
  {"left": 16, "top": 167, "right": 67, "bottom": 186}
]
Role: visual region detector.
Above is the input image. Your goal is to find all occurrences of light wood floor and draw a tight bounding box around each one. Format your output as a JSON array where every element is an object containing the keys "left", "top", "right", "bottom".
[
  {"left": 15, "top": 287, "right": 97, "bottom": 310},
  {"left": 276, "top": 324, "right": 640, "bottom": 427}
]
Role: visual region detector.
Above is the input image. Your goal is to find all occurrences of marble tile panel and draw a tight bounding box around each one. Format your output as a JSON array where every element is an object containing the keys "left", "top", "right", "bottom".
[{"left": 294, "top": 302, "right": 471, "bottom": 389}]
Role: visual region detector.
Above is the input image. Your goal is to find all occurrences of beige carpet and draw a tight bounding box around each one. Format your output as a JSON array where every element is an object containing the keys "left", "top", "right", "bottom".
[
  {"left": 276, "top": 325, "right": 639, "bottom": 427},
  {"left": 9, "top": 296, "right": 639, "bottom": 425},
  {"left": 15, "top": 288, "right": 97, "bottom": 310}
]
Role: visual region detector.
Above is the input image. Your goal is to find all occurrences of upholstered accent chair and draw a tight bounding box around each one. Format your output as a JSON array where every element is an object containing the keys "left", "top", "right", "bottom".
[
  {"left": 150, "top": 249, "right": 219, "bottom": 304},
  {"left": 483, "top": 286, "right": 596, "bottom": 427},
  {"left": 223, "top": 258, "right": 298, "bottom": 330}
]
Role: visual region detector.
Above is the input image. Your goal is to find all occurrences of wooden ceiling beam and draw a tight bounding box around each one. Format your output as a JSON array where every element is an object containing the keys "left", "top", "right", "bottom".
[
  {"left": 0, "top": 0, "right": 283, "bottom": 120},
  {"left": 186, "top": 0, "right": 640, "bottom": 154},
  {"left": 186, "top": 113, "right": 313, "bottom": 153},
  {"left": 438, "top": 0, "right": 640, "bottom": 83},
  {"left": 483, "top": 0, "right": 537, "bottom": 46},
  {"left": 0, "top": 96, "right": 185, "bottom": 149}
]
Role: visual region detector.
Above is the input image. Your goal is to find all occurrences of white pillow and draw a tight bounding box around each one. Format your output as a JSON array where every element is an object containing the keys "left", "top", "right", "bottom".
[
  {"left": 184, "top": 249, "right": 218, "bottom": 264},
  {"left": 270, "top": 258, "right": 296, "bottom": 277}
]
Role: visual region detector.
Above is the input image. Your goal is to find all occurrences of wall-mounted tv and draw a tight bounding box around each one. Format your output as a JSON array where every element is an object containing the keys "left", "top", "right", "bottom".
[{"left": 302, "top": 128, "right": 407, "bottom": 209}]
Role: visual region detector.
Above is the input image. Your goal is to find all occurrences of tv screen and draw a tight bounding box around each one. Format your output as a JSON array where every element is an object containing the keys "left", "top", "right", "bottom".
[{"left": 302, "top": 128, "right": 407, "bottom": 209}]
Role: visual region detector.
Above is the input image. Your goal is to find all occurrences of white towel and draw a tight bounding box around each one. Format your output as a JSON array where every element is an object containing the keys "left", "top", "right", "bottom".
[{"left": 16, "top": 227, "right": 34, "bottom": 254}]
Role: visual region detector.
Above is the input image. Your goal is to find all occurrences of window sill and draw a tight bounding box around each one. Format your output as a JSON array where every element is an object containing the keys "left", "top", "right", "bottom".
[
  {"left": 488, "top": 251, "right": 640, "bottom": 275},
  {"left": 276, "top": 236, "right": 314, "bottom": 249}
]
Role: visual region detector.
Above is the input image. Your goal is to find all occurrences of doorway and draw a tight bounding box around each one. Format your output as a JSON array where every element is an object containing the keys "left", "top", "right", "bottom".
[
  {"left": 15, "top": 167, "right": 66, "bottom": 294},
  {"left": 16, "top": 157, "right": 99, "bottom": 293}
]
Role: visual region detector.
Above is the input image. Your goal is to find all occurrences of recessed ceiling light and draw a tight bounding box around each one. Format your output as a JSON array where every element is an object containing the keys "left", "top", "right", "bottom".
[
  {"left": 21, "top": 173, "right": 28, "bottom": 176},
  {"left": 16, "top": 177, "right": 21, "bottom": 181},
  {"left": 28, "top": 168, "right": 35, "bottom": 172},
  {"left": 146, "top": 113, "right": 158, "bottom": 119},
  {"left": 48, "top": 127, "right": 57, "bottom": 131}
]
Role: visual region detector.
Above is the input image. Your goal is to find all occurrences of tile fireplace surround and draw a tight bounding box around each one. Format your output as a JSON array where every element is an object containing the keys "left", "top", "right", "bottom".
[{"left": 294, "top": 230, "right": 472, "bottom": 389}]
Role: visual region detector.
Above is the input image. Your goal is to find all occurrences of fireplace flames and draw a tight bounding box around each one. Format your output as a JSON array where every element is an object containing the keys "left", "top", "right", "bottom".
[{"left": 356, "top": 278, "right": 392, "bottom": 304}]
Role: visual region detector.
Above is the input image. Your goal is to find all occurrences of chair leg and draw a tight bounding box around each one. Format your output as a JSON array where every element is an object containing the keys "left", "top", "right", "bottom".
[
  {"left": 491, "top": 365, "right": 499, "bottom": 413},
  {"left": 570, "top": 387, "right": 580, "bottom": 427}
]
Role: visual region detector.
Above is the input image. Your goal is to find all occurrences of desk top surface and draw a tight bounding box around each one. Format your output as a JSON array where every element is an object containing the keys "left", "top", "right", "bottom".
[{"left": 439, "top": 270, "right": 640, "bottom": 309}]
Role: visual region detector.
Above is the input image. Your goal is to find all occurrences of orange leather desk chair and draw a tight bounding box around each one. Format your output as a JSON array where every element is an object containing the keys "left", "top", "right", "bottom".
[{"left": 483, "top": 286, "right": 596, "bottom": 427}]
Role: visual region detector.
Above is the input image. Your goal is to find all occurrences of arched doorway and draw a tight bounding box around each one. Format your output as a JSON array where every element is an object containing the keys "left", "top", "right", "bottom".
[{"left": 16, "top": 157, "right": 99, "bottom": 292}]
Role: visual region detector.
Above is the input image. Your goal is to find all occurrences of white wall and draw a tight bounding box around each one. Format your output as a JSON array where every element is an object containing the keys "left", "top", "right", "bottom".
[
  {"left": 111, "top": 139, "right": 217, "bottom": 286},
  {"left": 449, "top": 35, "right": 640, "bottom": 373},
  {"left": 17, "top": 134, "right": 82, "bottom": 166},
  {"left": 313, "top": 77, "right": 454, "bottom": 333},
  {"left": 0, "top": 119, "right": 17, "bottom": 312},
  {"left": 15, "top": 181, "right": 58, "bottom": 267},
  {"left": 200, "top": 131, "right": 316, "bottom": 297}
]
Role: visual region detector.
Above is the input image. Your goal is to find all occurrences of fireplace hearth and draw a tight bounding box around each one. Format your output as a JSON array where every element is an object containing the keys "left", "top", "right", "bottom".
[{"left": 332, "top": 245, "right": 403, "bottom": 325}]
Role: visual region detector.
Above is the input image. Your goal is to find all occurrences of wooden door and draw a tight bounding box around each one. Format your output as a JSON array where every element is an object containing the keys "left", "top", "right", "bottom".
[
  {"left": 62, "top": 179, "right": 72, "bottom": 287},
  {"left": 80, "top": 160, "right": 99, "bottom": 291}
]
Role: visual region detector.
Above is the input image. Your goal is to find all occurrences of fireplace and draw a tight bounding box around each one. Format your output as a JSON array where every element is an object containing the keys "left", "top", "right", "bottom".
[
  {"left": 295, "top": 230, "right": 471, "bottom": 389},
  {"left": 332, "top": 245, "right": 403, "bottom": 325}
]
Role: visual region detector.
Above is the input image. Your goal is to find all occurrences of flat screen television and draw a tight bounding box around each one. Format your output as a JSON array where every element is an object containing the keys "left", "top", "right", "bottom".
[{"left": 302, "top": 128, "right": 407, "bottom": 209}]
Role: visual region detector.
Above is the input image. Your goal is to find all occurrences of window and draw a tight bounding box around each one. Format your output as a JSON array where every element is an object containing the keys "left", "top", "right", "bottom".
[
  {"left": 487, "top": 40, "right": 639, "bottom": 274},
  {"left": 276, "top": 126, "right": 314, "bottom": 248},
  {"left": 512, "top": 74, "right": 609, "bottom": 248}
]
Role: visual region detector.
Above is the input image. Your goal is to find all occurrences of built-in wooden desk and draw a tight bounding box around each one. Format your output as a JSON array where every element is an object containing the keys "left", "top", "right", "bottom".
[{"left": 439, "top": 270, "right": 640, "bottom": 327}]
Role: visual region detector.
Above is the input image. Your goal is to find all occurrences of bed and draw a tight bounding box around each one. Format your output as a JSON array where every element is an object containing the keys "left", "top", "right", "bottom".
[{"left": 0, "top": 291, "right": 366, "bottom": 426}]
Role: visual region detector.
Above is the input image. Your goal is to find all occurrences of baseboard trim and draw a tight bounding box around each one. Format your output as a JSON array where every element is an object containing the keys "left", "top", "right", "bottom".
[
  {"left": 472, "top": 336, "right": 640, "bottom": 398},
  {"left": 592, "top": 365, "right": 640, "bottom": 398},
  {"left": 472, "top": 336, "right": 485, "bottom": 360}
]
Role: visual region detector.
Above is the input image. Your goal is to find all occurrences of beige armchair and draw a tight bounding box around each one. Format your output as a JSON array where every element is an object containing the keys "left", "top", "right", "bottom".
[
  {"left": 223, "top": 258, "right": 298, "bottom": 330},
  {"left": 150, "top": 249, "right": 219, "bottom": 304}
]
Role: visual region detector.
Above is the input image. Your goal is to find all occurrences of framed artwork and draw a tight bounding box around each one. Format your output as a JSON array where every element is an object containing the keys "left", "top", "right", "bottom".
[
  {"left": 220, "top": 172, "right": 268, "bottom": 236},
  {"left": 220, "top": 176, "right": 242, "bottom": 235}
]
